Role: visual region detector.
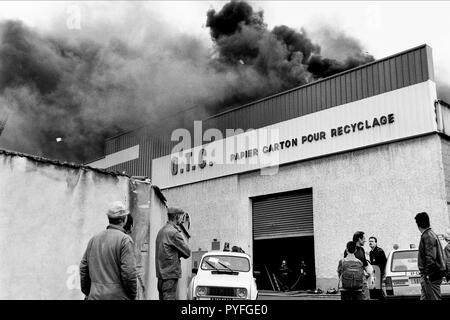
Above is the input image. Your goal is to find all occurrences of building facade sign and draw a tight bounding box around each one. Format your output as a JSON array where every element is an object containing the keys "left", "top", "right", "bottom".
[{"left": 152, "top": 81, "right": 438, "bottom": 189}]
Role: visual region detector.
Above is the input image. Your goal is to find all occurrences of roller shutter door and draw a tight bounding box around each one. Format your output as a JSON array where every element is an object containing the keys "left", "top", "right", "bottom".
[{"left": 252, "top": 189, "right": 313, "bottom": 240}]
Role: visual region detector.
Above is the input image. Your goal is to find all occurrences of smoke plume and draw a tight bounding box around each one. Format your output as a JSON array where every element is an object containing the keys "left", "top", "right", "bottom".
[
  {"left": 0, "top": 1, "right": 375, "bottom": 163},
  {"left": 206, "top": 1, "right": 374, "bottom": 90}
]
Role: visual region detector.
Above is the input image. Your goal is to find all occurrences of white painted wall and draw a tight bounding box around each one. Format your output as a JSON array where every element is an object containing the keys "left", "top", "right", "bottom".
[
  {"left": 0, "top": 153, "right": 130, "bottom": 299},
  {"left": 160, "top": 135, "right": 449, "bottom": 290}
]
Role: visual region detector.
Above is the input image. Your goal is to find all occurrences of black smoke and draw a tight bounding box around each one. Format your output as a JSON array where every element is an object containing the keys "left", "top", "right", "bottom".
[
  {"left": 0, "top": 12, "right": 225, "bottom": 162},
  {"left": 0, "top": 1, "right": 376, "bottom": 163},
  {"left": 206, "top": 0, "right": 374, "bottom": 92},
  {"left": 0, "top": 20, "right": 139, "bottom": 162}
]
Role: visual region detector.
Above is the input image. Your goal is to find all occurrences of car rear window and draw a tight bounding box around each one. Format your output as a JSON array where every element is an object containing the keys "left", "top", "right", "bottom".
[
  {"left": 201, "top": 255, "right": 250, "bottom": 272},
  {"left": 391, "top": 250, "right": 418, "bottom": 272}
]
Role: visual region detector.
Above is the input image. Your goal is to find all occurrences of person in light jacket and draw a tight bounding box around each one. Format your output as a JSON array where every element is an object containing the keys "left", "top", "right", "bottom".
[{"left": 79, "top": 201, "right": 137, "bottom": 300}]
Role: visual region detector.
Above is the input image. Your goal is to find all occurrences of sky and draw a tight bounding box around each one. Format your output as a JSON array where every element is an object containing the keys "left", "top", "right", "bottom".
[{"left": 1, "top": 1, "right": 449, "bottom": 83}]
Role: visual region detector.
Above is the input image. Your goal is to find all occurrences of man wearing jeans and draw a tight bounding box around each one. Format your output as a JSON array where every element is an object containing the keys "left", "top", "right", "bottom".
[
  {"left": 155, "top": 207, "right": 191, "bottom": 300},
  {"left": 415, "top": 211, "right": 446, "bottom": 300},
  {"left": 368, "top": 236, "right": 387, "bottom": 299}
]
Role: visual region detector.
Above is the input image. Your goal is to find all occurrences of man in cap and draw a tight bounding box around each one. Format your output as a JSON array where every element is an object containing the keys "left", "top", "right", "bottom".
[
  {"left": 155, "top": 207, "right": 191, "bottom": 300},
  {"left": 79, "top": 201, "right": 137, "bottom": 300}
]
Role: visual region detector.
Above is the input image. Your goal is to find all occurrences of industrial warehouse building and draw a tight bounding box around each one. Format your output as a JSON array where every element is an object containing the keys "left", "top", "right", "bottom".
[{"left": 88, "top": 44, "right": 450, "bottom": 291}]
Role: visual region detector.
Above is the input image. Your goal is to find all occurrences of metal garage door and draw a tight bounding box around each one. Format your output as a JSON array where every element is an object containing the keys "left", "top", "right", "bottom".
[{"left": 252, "top": 189, "right": 313, "bottom": 240}]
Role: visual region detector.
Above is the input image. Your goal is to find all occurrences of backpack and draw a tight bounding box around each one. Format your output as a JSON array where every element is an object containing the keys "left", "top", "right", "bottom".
[{"left": 341, "top": 259, "right": 364, "bottom": 290}]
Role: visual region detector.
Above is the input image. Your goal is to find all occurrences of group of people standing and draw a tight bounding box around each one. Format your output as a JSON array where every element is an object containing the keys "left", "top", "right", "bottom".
[
  {"left": 77, "top": 202, "right": 450, "bottom": 301},
  {"left": 79, "top": 203, "right": 190, "bottom": 300},
  {"left": 338, "top": 211, "right": 450, "bottom": 300},
  {"left": 337, "top": 231, "right": 387, "bottom": 300}
]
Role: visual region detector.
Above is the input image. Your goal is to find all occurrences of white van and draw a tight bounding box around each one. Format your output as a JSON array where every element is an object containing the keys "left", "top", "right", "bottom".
[{"left": 382, "top": 248, "right": 450, "bottom": 299}]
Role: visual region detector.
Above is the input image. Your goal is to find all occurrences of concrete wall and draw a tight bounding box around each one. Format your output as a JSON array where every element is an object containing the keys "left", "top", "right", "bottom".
[
  {"left": 439, "top": 137, "right": 450, "bottom": 203},
  {"left": 0, "top": 153, "right": 130, "bottom": 299},
  {"left": 127, "top": 182, "right": 175, "bottom": 300},
  {"left": 438, "top": 136, "right": 450, "bottom": 226},
  {"left": 128, "top": 179, "right": 151, "bottom": 299},
  {"left": 148, "top": 188, "right": 166, "bottom": 300},
  {"left": 161, "top": 134, "right": 449, "bottom": 290}
]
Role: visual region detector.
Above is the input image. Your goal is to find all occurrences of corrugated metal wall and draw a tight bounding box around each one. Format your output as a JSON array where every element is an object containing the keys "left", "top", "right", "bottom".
[
  {"left": 102, "top": 44, "right": 434, "bottom": 175},
  {"left": 202, "top": 45, "right": 434, "bottom": 136},
  {"left": 105, "top": 131, "right": 138, "bottom": 155},
  {"left": 106, "top": 135, "right": 176, "bottom": 177}
]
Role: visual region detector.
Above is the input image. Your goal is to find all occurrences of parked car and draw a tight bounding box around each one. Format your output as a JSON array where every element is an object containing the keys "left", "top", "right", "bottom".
[
  {"left": 382, "top": 248, "right": 450, "bottom": 299},
  {"left": 187, "top": 251, "right": 258, "bottom": 300}
]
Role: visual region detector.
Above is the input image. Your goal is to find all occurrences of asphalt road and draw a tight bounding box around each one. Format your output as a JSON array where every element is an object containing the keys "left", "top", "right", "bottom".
[{"left": 257, "top": 290, "right": 340, "bottom": 300}]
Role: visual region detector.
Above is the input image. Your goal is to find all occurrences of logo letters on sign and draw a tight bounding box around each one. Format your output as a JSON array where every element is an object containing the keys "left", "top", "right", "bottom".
[
  {"left": 66, "top": 4, "right": 81, "bottom": 30},
  {"left": 171, "top": 157, "right": 178, "bottom": 176},
  {"left": 66, "top": 265, "right": 81, "bottom": 290}
]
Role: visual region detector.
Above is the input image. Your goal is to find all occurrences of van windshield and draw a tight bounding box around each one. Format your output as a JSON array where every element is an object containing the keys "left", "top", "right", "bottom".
[
  {"left": 391, "top": 250, "right": 418, "bottom": 272},
  {"left": 201, "top": 255, "right": 250, "bottom": 272}
]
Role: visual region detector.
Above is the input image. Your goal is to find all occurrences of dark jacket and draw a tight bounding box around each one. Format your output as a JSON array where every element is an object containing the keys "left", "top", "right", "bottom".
[
  {"left": 79, "top": 225, "right": 137, "bottom": 300},
  {"left": 369, "top": 246, "right": 387, "bottom": 275},
  {"left": 344, "top": 246, "right": 368, "bottom": 267},
  {"left": 418, "top": 228, "right": 446, "bottom": 281},
  {"left": 155, "top": 221, "right": 191, "bottom": 279}
]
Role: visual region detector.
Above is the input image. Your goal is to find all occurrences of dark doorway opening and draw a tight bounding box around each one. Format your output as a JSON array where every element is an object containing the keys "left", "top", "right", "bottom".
[{"left": 253, "top": 236, "right": 316, "bottom": 291}]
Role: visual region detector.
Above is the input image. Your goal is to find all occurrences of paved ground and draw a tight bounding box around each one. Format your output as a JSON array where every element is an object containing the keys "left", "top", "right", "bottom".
[{"left": 257, "top": 290, "right": 341, "bottom": 300}]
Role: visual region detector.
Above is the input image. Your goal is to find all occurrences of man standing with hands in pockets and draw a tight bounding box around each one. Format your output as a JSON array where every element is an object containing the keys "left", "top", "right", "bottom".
[{"left": 415, "top": 212, "right": 446, "bottom": 300}]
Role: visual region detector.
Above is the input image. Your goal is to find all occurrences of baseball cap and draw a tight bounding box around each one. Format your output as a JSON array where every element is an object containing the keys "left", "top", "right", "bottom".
[
  {"left": 167, "top": 207, "right": 185, "bottom": 216},
  {"left": 106, "top": 201, "right": 129, "bottom": 218}
]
